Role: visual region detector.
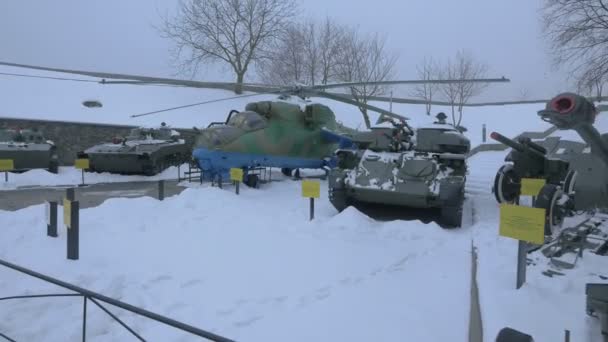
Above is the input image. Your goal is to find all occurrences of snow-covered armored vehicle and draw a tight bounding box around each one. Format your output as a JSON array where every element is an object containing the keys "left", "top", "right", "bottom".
[
  {"left": 0, "top": 128, "right": 59, "bottom": 173},
  {"left": 77, "top": 123, "right": 189, "bottom": 176},
  {"left": 328, "top": 113, "right": 470, "bottom": 227}
]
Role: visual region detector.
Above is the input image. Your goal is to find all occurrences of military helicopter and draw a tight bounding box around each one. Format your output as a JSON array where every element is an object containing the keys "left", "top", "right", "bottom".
[{"left": 0, "top": 61, "right": 509, "bottom": 186}]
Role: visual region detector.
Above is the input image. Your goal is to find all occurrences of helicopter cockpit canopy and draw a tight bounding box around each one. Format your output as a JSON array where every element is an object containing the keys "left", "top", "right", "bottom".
[{"left": 227, "top": 111, "right": 268, "bottom": 132}]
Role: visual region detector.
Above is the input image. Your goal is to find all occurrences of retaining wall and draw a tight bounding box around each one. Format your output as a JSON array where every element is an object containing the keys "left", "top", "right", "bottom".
[{"left": 0, "top": 117, "right": 197, "bottom": 165}]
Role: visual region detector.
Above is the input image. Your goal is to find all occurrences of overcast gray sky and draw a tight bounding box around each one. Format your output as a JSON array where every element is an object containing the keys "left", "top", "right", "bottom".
[{"left": 0, "top": 0, "right": 571, "bottom": 101}]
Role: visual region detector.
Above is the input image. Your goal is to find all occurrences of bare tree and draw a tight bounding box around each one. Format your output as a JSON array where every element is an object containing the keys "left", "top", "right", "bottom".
[
  {"left": 257, "top": 17, "right": 344, "bottom": 87},
  {"left": 576, "top": 73, "right": 605, "bottom": 102},
  {"left": 256, "top": 24, "right": 306, "bottom": 86},
  {"left": 439, "top": 59, "right": 460, "bottom": 125},
  {"left": 439, "top": 51, "right": 488, "bottom": 127},
  {"left": 160, "top": 0, "right": 297, "bottom": 94},
  {"left": 411, "top": 57, "right": 440, "bottom": 115},
  {"left": 334, "top": 30, "right": 398, "bottom": 128},
  {"left": 543, "top": 0, "right": 608, "bottom": 93}
]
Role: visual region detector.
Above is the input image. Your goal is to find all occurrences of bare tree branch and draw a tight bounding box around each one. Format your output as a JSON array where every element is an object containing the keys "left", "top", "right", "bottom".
[
  {"left": 410, "top": 57, "right": 440, "bottom": 115},
  {"left": 543, "top": 0, "right": 608, "bottom": 92},
  {"left": 160, "top": 0, "right": 297, "bottom": 94}
]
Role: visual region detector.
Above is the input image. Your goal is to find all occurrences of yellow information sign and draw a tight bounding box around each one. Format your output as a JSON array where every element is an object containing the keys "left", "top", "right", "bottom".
[
  {"left": 302, "top": 180, "right": 321, "bottom": 198},
  {"left": 499, "top": 204, "right": 545, "bottom": 244},
  {"left": 0, "top": 159, "right": 14, "bottom": 171},
  {"left": 520, "top": 178, "right": 546, "bottom": 196},
  {"left": 230, "top": 168, "right": 244, "bottom": 182},
  {"left": 63, "top": 199, "right": 72, "bottom": 228},
  {"left": 75, "top": 158, "right": 90, "bottom": 170}
]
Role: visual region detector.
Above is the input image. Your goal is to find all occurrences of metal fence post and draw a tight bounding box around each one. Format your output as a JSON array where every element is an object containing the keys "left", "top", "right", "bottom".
[
  {"left": 310, "top": 198, "right": 315, "bottom": 221},
  {"left": 158, "top": 180, "right": 165, "bottom": 201},
  {"left": 482, "top": 124, "right": 487, "bottom": 143},
  {"left": 66, "top": 188, "right": 76, "bottom": 201},
  {"left": 67, "top": 201, "right": 79, "bottom": 260},
  {"left": 46, "top": 201, "right": 58, "bottom": 237}
]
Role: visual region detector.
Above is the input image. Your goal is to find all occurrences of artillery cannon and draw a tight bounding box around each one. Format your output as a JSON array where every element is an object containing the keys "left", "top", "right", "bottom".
[
  {"left": 493, "top": 93, "right": 608, "bottom": 236},
  {"left": 491, "top": 131, "right": 574, "bottom": 204},
  {"left": 532, "top": 93, "right": 608, "bottom": 235}
]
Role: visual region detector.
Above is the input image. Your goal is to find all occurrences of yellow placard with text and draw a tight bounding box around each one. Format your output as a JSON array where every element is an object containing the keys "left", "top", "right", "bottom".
[
  {"left": 0, "top": 159, "right": 14, "bottom": 171},
  {"left": 302, "top": 180, "right": 320, "bottom": 198},
  {"left": 230, "top": 168, "right": 244, "bottom": 182},
  {"left": 499, "top": 204, "right": 545, "bottom": 245},
  {"left": 63, "top": 199, "right": 72, "bottom": 228},
  {"left": 520, "top": 178, "right": 546, "bottom": 197},
  {"left": 75, "top": 158, "right": 90, "bottom": 170}
]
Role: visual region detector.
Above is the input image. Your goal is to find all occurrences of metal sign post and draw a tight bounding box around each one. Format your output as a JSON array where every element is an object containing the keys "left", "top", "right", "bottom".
[
  {"left": 46, "top": 201, "right": 58, "bottom": 237},
  {"left": 75, "top": 159, "right": 89, "bottom": 187},
  {"left": 302, "top": 180, "right": 320, "bottom": 221},
  {"left": 499, "top": 178, "right": 546, "bottom": 290},
  {"left": 230, "top": 168, "right": 244, "bottom": 195},
  {"left": 158, "top": 180, "right": 165, "bottom": 201},
  {"left": 64, "top": 198, "right": 79, "bottom": 260}
]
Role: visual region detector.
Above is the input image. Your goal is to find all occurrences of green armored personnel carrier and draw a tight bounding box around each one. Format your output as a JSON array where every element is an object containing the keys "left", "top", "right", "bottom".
[
  {"left": 328, "top": 113, "right": 470, "bottom": 228},
  {"left": 0, "top": 128, "right": 59, "bottom": 173},
  {"left": 77, "top": 123, "right": 190, "bottom": 176}
]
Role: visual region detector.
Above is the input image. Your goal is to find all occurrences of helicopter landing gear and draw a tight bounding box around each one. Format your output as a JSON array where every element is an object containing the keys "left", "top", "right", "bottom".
[
  {"left": 535, "top": 184, "right": 568, "bottom": 236},
  {"left": 493, "top": 163, "right": 520, "bottom": 204}
]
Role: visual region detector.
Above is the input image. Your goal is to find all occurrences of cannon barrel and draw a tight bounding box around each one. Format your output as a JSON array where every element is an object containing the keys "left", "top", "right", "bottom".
[
  {"left": 490, "top": 132, "right": 546, "bottom": 158},
  {"left": 539, "top": 93, "right": 608, "bottom": 166}
]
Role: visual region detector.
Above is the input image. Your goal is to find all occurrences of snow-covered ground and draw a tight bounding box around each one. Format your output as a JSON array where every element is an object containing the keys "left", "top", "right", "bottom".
[
  {"left": 0, "top": 164, "right": 187, "bottom": 191},
  {"left": 467, "top": 150, "right": 608, "bottom": 342},
  {"left": 0, "top": 180, "right": 473, "bottom": 341},
  {"left": 0, "top": 64, "right": 550, "bottom": 148},
  {"left": 2, "top": 65, "right": 608, "bottom": 341}
]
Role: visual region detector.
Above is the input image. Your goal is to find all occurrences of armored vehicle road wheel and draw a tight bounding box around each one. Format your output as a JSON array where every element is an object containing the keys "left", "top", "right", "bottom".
[
  {"left": 535, "top": 184, "right": 566, "bottom": 236},
  {"left": 440, "top": 203, "right": 463, "bottom": 228},
  {"left": 494, "top": 163, "right": 520, "bottom": 204}
]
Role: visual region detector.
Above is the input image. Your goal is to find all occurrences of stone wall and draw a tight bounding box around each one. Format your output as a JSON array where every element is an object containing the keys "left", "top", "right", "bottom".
[{"left": 0, "top": 117, "right": 197, "bottom": 165}]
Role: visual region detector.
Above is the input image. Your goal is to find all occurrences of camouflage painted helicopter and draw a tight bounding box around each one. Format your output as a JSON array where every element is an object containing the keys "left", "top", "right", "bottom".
[{"left": 0, "top": 61, "right": 509, "bottom": 186}]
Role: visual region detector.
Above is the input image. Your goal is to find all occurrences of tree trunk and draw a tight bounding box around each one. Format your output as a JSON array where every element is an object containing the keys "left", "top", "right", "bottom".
[
  {"left": 235, "top": 72, "right": 244, "bottom": 95},
  {"left": 361, "top": 108, "right": 371, "bottom": 129},
  {"left": 451, "top": 104, "right": 456, "bottom": 126}
]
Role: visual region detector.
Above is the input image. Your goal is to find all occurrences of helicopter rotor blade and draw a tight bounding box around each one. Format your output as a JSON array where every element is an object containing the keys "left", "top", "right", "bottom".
[
  {"left": 130, "top": 92, "right": 279, "bottom": 118},
  {"left": 310, "top": 89, "right": 413, "bottom": 132},
  {"left": 0, "top": 61, "right": 279, "bottom": 92},
  {"left": 310, "top": 77, "right": 510, "bottom": 90}
]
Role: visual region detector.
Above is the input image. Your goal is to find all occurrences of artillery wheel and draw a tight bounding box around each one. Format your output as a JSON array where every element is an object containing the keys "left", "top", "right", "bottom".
[
  {"left": 534, "top": 184, "right": 566, "bottom": 236},
  {"left": 245, "top": 174, "right": 260, "bottom": 188},
  {"left": 493, "top": 163, "right": 520, "bottom": 204}
]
